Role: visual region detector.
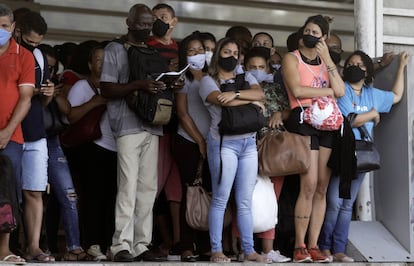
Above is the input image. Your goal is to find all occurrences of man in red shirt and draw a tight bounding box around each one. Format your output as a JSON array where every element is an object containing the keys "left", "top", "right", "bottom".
[
  {"left": 0, "top": 3, "right": 34, "bottom": 264},
  {"left": 146, "top": 3, "right": 178, "bottom": 72},
  {"left": 146, "top": 3, "right": 182, "bottom": 261}
]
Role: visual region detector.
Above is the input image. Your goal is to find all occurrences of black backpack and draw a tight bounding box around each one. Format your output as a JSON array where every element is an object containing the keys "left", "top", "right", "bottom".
[
  {"left": 116, "top": 39, "right": 174, "bottom": 125},
  {"left": 218, "top": 74, "right": 266, "bottom": 135}
]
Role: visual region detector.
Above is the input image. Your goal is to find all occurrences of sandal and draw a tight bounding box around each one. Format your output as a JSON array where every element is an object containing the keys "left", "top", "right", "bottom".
[
  {"left": 210, "top": 252, "right": 231, "bottom": 263},
  {"left": 181, "top": 250, "right": 198, "bottom": 262},
  {"left": 0, "top": 254, "right": 26, "bottom": 265},
  {"left": 64, "top": 249, "right": 93, "bottom": 261},
  {"left": 245, "top": 252, "right": 272, "bottom": 263},
  {"left": 25, "top": 252, "right": 55, "bottom": 262}
]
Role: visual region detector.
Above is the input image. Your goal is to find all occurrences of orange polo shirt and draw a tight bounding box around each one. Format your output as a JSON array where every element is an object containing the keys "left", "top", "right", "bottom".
[{"left": 0, "top": 38, "right": 35, "bottom": 144}]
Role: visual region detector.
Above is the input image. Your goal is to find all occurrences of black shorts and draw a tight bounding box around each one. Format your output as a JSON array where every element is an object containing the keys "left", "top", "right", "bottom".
[{"left": 285, "top": 107, "right": 336, "bottom": 150}]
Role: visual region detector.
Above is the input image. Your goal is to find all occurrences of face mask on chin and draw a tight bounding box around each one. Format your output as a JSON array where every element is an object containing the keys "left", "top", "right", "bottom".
[
  {"left": 152, "top": 19, "right": 170, "bottom": 37},
  {"left": 129, "top": 28, "right": 151, "bottom": 42},
  {"left": 0, "top": 28, "right": 11, "bottom": 46}
]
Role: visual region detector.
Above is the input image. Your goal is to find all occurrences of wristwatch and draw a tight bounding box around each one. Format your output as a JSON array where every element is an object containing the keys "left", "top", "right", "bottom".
[{"left": 235, "top": 90, "right": 241, "bottom": 99}]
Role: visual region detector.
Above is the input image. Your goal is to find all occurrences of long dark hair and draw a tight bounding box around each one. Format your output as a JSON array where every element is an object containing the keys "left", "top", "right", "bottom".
[
  {"left": 178, "top": 31, "right": 208, "bottom": 81},
  {"left": 343, "top": 50, "right": 374, "bottom": 85},
  {"left": 302, "top": 14, "right": 329, "bottom": 36}
]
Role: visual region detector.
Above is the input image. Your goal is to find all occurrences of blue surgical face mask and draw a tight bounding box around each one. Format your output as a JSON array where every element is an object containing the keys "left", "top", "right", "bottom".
[
  {"left": 246, "top": 69, "right": 274, "bottom": 83},
  {"left": 234, "top": 63, "right": 244, "bottom": 74},
  {"left": 0, "top": 28, "right": 12, "bottom": 46}
]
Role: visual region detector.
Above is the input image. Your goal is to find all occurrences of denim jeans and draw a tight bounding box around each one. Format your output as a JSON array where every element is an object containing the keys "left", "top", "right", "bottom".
[
  {"left": 207, "top": 134, "right": 257, "bottom": 255},
  {"left": 0, "top": 141, "right": 23, "bottom": 202},
  {"left": 46, "top": 135, "right": 82, "bottom": 251},
  {"left": 0, "top": 141, "right": 23, "bottom": 252},
  {"left": 319, "top": 172, "right": 366, "bottom": 253}
]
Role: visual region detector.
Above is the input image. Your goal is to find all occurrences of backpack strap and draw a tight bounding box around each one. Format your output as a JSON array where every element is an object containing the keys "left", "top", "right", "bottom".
[{"left": 33, "top": 48, "right": 45, "bottom": 84}]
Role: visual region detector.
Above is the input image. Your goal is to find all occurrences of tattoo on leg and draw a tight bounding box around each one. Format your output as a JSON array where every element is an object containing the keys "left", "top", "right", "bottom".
[{"left": 295, "top": 215, "right": 310, "bottom": 219}]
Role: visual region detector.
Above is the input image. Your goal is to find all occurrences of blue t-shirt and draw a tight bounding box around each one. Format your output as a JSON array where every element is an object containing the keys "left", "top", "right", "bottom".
[{"left": 337, "top": 82, "right": 394, "bottom": 140}]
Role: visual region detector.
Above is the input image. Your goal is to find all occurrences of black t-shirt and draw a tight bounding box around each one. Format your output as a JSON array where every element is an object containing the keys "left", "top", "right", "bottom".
[{"left": 22, "top": 51, "right": 50, "bottom": 142}]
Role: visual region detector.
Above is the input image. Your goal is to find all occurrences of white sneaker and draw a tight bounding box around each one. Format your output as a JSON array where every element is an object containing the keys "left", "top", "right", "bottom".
[
  {"left": 262, "top": 250, "right": 291, "bottom": 262},
  {"left": 87, "top": 244, "right": 107, "bottom": 261}
]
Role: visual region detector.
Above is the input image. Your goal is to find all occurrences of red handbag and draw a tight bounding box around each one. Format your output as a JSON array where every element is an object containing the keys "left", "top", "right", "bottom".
[{"left": 60, "top": 105, "right": 106, "bottom": 148}]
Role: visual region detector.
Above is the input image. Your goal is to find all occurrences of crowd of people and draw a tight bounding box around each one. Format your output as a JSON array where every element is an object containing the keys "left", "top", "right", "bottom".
[{"left": 0, "top": 1, "right": 409, "bottom": 264}]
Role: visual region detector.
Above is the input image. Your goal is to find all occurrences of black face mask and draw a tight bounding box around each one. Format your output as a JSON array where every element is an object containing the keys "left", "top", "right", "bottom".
[
  {"left": 129, "top": 28, "right": 151, "bottom": 42},
  {"left": 329, "top": 50, "right": 342, "bottom": 65},
  {"left": 218, "top": 56, "right": 238, "bottom": 72},
  {"left": 152, "top": 19, "right": 169, "bottom": 37},
  {"left": 343, "top": 65, "right": 366, "bottom": 83},
  {"left": 302, "top": 34, "right": 320, "bottom": 48},
  {"left": 21, "top": 39, "right": 35, "bottom": 52}
]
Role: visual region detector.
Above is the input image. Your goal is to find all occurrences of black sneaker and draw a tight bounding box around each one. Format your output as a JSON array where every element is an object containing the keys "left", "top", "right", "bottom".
[
  {"left": 113, "top": 250, "right": 134, "bottom": 262},
  {"left": 181, "top": 254, "right": 199, "bottom": 262},
  {"left": 167, "top": 244, "right": 181, "bottom": 261},
  {"left": 135, "top": 250, "right": 167, "bottom": 262}
]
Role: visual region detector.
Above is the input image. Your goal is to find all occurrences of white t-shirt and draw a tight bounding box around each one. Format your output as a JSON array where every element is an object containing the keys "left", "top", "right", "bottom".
[{"left": 67, "top": 79, "right": 117, "bottom": 152}]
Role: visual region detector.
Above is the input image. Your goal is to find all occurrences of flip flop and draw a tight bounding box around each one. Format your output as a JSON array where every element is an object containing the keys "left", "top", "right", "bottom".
[
  {"left": 210, "top": 252, "right": 231, "bottom": 263},
  {"left": 26, "top": 252, "right": 55, "bottom": 263},
  {"left": 0, "top": 254, "right": 26, "bottom": 265}
]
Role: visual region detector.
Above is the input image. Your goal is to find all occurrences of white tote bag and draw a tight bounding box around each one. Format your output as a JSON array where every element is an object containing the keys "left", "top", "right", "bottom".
[{"left": 252, "top": 175, "right": 278, "bottom": 233}]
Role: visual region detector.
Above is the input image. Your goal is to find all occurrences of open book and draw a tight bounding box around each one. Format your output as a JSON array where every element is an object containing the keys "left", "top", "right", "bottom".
[{"left": 155, "top": 64, "right": 190, "bottom": 85}]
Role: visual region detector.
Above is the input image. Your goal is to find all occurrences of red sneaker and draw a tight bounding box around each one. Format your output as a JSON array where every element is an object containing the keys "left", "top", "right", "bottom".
[
  {"left": 293, "top": 245, "right": 312, "bottom": 263},
  {"left": 308, "top": 246, "right": 330, "bottom": 263}
]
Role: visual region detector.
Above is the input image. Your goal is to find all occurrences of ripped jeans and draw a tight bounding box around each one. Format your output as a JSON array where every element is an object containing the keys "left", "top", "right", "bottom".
[{"left": 46, "top": 135, "right": 81, "bottom": 251}]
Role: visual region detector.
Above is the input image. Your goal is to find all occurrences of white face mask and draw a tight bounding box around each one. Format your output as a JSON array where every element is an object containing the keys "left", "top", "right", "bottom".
[
  {"left": 246, "top": 69, "right": 274, "bottom": 83},
  {"left": 187, "top": 53, "right": 206, "bottom": 70},
  {"left": 272, "top": 64, "right": 281, "bottom": 71},
  {"left": 205, "top": 51, "right": 213, "bottom": 66}
]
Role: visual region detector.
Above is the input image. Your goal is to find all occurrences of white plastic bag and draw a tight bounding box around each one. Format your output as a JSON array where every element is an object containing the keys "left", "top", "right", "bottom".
[{"left": 252, "top": 175, "right": 278, "bottom": 233}]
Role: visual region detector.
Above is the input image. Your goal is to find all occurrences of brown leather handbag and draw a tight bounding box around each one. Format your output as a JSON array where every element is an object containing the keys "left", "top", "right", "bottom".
[
  {"left": 186, "top": 159, "right": 232, "bottom": 231},
  {"left": 258, "top": 128, "right": 311, "bottom": 176}
]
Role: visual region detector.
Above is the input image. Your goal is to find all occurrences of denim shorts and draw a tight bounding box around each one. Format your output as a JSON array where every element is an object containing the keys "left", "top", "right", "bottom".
[{"left": 21, "top": 138, "right": 48, "bottom": 191}]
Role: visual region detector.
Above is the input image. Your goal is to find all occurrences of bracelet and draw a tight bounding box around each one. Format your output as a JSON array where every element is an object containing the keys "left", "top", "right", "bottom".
[{"left": 327, "top": 65, "right": 337, "bottom": 72}]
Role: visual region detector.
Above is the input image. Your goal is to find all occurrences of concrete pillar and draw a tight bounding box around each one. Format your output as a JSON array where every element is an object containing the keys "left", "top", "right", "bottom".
[
  {"left": 353, "top": 0, "right": 380, "bottom": 222},
  {"left": 354, "top": 0, "right": 377, "bottom": 57}
]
